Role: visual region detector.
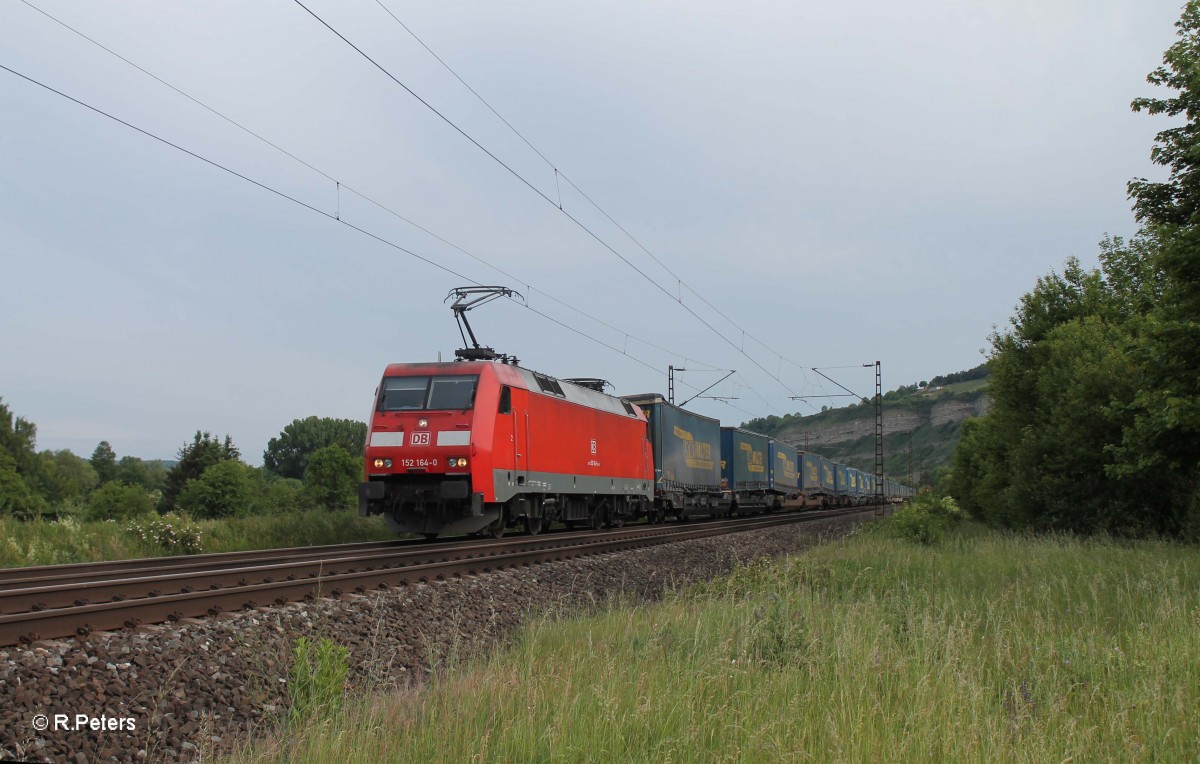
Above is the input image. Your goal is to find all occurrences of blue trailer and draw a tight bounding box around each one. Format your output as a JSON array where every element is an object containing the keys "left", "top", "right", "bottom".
[
  {"left": 816, "top": 458, "right": 835, "bottom": 501},
  {"left": 622, "top": 393, "right": 724, "bottom": 520},
  {"left": 769, "top": 440, "right": 801, "bottom": 507},
  {"left": 800, "top": 452, "right": 822, "bottom": 504},
  {"left": 720, "top": 427, "right": 772, "bottom": 512},
  {"left": 834, "top": 463, "right": 852, "bottom": 504}
]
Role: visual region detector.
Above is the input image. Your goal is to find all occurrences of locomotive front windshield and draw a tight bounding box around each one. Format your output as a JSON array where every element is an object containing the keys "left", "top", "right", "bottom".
[{"left": 379, "top": 375, "right": 478, "bottom": 411}]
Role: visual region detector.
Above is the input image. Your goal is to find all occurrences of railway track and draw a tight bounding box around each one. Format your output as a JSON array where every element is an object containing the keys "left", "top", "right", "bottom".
[{"left": 0, "top": 507, "right": 875, "bottom": 647}]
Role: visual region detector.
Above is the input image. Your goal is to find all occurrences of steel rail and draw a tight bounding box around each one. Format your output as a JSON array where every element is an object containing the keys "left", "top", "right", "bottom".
[
  {"left": 0, "top": 507, "right": 874, "bottom": 647},
  {"left": 0, "top": 524, "right": 703, "bottom": 615},
  {"left": 0, "top": 516, "right": 731, "bottom": 594},
  {"left": 0, "top": 538, "right": 430, "bottom": 587}
]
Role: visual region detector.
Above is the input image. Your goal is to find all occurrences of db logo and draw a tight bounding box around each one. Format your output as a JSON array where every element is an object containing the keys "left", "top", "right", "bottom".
[{"left": 411, "top": 432, "right": 431, "bottom": 446}]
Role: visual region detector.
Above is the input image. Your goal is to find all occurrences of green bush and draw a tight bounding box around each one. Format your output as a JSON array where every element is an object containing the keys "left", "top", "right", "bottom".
[
  {"left": 177, "top": 460, "right": 256, "bottom": 519},
  {"left": 303, "top": 445, "right": 359, "bottom": 511},
  {"left": 85, "top": 482, "right": 155, "bottom": 521},
  {"left": 253, "top": 474, "right": 306, "bottom": 514},
  {"left": 875, "top": 494, "right": 962, "bottom": 545}
]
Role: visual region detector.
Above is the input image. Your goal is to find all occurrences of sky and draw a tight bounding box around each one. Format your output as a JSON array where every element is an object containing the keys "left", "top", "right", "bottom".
[{"left": 0, "top": 0, "right": 1186, "bottom": 463}]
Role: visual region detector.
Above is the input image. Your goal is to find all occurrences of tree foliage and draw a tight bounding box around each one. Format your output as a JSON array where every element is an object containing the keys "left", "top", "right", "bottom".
[
  {"left": 30, "top": 449, "right": 99, "bottom": 505},
  {"left": 303, "top": 444, "right": 359, "bottom": 511},
  {"left": 0, "top": 399, "right": 46, "bottom": 517},
  {"left": 90, "top": 441, "right": 118, "bottom": 484},
  {"left": 86, "top": 482, "right": 155, "bottom": 521},
  {"left": 0, "top": 452, "right": 47, "bottom": 518},
  {"left": 1118, "top": 0, "right": 1200, "bottom": 508},
  {"left": 951, "top": 3, "right": 1200, "bottom": 538},
  {"left": 949, "top": 240, "right": 1187, "bottom": 535},
  {"left": 927, "top": 364, "right": 989, "bottom": 388},
  {"left": 160, "top": 431, "right": 240, "bottom": 512},
  {"left": 0, "top": 398, "right": 37, "bottom": 469},
  {"left": 116, "top": 455, "right": 166, "bottom": 492},
  {"left": 264, "top": 417, "right": 366, "bottom": 480},
  {"left": 176, "top": 460, "right": 255, "bottom": 519}
]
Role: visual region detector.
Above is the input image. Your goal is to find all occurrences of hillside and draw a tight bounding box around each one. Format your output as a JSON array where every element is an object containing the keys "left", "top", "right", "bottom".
[{"left": 741, "top": 366, "right": 990, "bottom": 485}]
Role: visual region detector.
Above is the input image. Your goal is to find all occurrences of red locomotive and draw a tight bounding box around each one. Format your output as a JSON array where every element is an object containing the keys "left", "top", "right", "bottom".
[{"left": 357, "top": 359, "right": 654, "bottom": 537}]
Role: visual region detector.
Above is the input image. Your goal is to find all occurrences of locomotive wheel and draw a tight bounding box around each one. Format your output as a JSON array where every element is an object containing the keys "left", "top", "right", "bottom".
[
  {"left": 524, "top": 515, "right": 543, "bottom": 535},
  {"left": 590, "top": 508, "right": 604, "bottom": 531},
  {"left": 486, "top": 508, "right": 506, "bottom": 539}
]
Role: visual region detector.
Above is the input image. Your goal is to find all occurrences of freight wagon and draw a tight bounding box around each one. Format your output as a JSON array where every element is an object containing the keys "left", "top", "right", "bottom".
[
  {"left": 834, "top": 463, "right": 851, "bottom": 503},
  {"left": 622, "top": 393, "right": 726, "bottom": 520},
  {"left": 720, "top": 427, "right": 773, "bottom": 512},
  {"left": 769, "top": 440, "right": 802, "bottom": 507}
]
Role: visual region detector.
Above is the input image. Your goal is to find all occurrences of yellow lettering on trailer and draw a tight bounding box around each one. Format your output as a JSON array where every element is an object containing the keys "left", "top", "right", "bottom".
[
  {"left": 673, "top": 426, "right": 713, "bottom": 469},
  {"left": 747, "top": 448, "right": 765, "bottom": 474}
]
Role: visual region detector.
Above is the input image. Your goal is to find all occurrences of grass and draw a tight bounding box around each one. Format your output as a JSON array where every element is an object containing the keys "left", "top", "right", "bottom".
[
  {"left": 0, "top": 510, "right": 395, "bottom": 568},
  {"left": 233, "top": 515, "right": 1200, "bottom": 763}
]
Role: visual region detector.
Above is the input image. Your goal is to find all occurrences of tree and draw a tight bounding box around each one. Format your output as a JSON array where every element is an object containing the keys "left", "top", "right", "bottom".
[
  {"left": 0, "top": 399, "right": 45, "bottom": 516},
  {"left": 949, "top": 238, "right": 1178, "bottom": 534},
  {"left": 1128, "top": 0, "right": 1200, "bottom": 227},
  {"left": 29, "top": 449, "right": 99, "bottom": 505},
  {"left": 0, "top": 451, "right": 46, "bottom": 518},
  {"left": 948, "top": 4, "right": 1200, "bottom": 538},
  {"left": 176, "top": 460, "right": 255, "bottom": 519},
  {"left": 160, "top": 432, "right": 240, "bottom": 512},
  {"left": 263, "top": 417, "right": 367, "bottom": 480},
  {"left": 116, "top": 456, "right": 166, "bottom": 492},
  {"left": 90, "top": 441, "right": 118, "bottom": 484},
  {"left": 253, "top": 474, "right": 305, "bottom": 515},
  {"left": 1121, "top": 0, "right": 1200, "bottom": 522},
  {"left": 0, "top": 398, "right": 38, "bottom": 474},
  {"left": 303, "top": 444, "right": 359, "bottom": 511}
]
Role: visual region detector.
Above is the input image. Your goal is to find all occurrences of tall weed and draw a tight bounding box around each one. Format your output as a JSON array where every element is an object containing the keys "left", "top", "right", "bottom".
[{"left": 287, "top": 636, "right": 350, "bottom": 725}]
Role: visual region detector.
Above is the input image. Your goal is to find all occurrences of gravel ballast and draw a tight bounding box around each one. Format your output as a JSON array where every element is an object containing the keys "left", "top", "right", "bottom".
[{"left": 0, "top": 510, "right": 876, "bottom": 763}]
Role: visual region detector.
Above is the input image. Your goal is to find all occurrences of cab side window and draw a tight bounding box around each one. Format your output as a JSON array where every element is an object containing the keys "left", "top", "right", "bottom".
[{"left": 498, "top": 386, "right": 512, "bottom": 414}]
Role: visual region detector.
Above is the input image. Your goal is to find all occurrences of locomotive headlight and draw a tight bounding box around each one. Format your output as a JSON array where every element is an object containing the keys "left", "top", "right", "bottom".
[
  {"left": 373, "top": 458, "right": 394, "bottom": 469},
  {"left": 455, "top": 458, "right": 469, "bottom": 468},
  {"left": 385, "top": 459, "right": 393, "bottom": 468},
  {"left": 373, "top": 458, "right": 384, "bottom": 468}
]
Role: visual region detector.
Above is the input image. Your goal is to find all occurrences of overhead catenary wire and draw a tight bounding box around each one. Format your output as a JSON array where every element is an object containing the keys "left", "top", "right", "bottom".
[
  {"left": 372, "top": 0, "right": 817, "bottom": 386},
  {"left": 14, "top": 0, "right": 732, "bottom": 378},
  {"left": 292, "top": 0, "right": 806, "bottom": 408},
  {"left": 11, "top": 0, "right": 805, "bottom": 415},
  {"left": 0, "top": 61, "right": 745, "bottom": 406}
]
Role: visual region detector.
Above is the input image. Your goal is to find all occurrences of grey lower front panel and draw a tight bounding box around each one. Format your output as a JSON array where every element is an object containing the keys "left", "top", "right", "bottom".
[
  {"left": 361, "top": 471, "right": 651, "bottom": 537},
  {"left": 359, "top": 477, "right": 492, "bottom": 536},
  {"left": 386, "top": 504, "right": 499, "bottom": 536},
  {"left": 492, "top": 469, "right": 652, "bottom": 504}
]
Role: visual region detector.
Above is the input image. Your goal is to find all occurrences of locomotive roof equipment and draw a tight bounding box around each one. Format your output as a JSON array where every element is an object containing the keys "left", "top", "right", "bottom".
[{"left": 445, "top": 285, "right": 523, "bottom": 365}]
